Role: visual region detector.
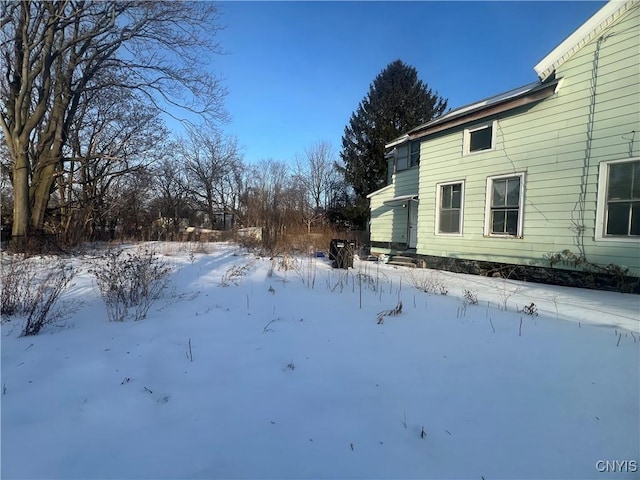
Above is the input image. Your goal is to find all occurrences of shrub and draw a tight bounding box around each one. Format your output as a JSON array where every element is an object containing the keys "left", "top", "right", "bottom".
[
  {"left": 408, "top": 270, "right": 448, "bottom": 296},
  {"left": 91, "top": 247, "right": 172, "bottom": 322},
  {"left": 219, "top": 259, "right": 257, "bottom": 287},
  {"left": 1, "top": 255, "right": 76, "bottom": 335},
  {"left": 1, "top": 255, "right": 38, "bottom": 317},
  {"left": 521, "top": 302, "right": 538, "bottom": 316},
  {"left": 462, "top": 289, "right": 479, "bottom": 305},
  {"left": 22, "top": 264, "right": 76, "bottom": 336}
]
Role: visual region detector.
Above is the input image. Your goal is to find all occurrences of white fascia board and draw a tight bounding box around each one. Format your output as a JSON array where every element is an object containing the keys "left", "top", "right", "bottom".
[
  {"left": 366, "top": 184, "right": 393, "bottom": 199},
  {"left": 383, "top": 194, "right": 418, "bottom": 206},
  {"left": 534, "top": 1, "right": 635, "bottom": 81},
  {"left": 385, "top": 134, "right": 410, "bottom": 149}
]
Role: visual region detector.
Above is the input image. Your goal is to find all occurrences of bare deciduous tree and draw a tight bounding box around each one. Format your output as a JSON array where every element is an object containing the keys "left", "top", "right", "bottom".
[
  {"left": 149, "top": 157, "right": 191, "bottom": 241},
  {"left": 0, "top": 1, "right": 227, "bottom": 245},
  {"left": 58, "top": 82, "right": 168, "bottom": 243},
  {"left": 239, "top": 159, "right": 291, "bottom": 250},
  {"left": 181, "top": 128, "right": 242, "bottom": 230},
  {"left": 293, "top": 141, "right": 341, "bottom": 233}
]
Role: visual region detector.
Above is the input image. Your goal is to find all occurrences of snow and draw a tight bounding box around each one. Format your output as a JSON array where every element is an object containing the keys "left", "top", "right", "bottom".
[{"left": 2, "top": 242, "right": 639, "bottom": 479}]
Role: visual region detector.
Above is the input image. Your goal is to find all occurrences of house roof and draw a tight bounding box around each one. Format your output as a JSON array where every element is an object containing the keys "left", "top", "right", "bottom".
[
  {"left": 386, "top": 78, "right": 561, "bottom": 148},
  {"left": 386, "top": 1, "right": 636, "bottom": 150},
  {"left": 534, "top": 0, "right": 636, "bottom": 81}
]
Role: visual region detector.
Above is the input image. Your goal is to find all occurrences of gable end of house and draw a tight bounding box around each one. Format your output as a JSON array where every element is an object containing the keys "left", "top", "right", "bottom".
[{"left": 534, "top": 0, "right": 637, "bottom": 80}]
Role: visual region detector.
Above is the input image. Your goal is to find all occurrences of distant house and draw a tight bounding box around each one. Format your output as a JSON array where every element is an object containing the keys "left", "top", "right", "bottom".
[{"left": 368, "top": 1, "right": 640, "bottom": 290}]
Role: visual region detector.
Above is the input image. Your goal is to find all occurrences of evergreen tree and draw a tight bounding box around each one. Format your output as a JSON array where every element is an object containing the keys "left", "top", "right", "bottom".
[{"left": 339, "top": 60, "right": 447, "bottom": 227}]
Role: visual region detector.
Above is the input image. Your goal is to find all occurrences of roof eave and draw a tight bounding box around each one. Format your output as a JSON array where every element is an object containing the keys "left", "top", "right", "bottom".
[
  {"left": 385, "top": 134, "right": 410, "bottom": 150},
  {"left": 366, "top": 183, "right": 393, "bottom": 199},
  {"left": 403, "top": 78, "right": 561, "bottom": 143},
  {"left": 534, "top": 1, "right": 636, "bottom": 81}
]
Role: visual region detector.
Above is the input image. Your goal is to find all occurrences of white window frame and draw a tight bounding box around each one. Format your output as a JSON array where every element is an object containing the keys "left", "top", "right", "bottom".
[
  {"left": 595, "top": 157, "right": 640, "bottom": 242},
  {"left": 435, "top": 180, "right": 465, "bottom": 236},
  {"left": 464, "top": 120, "right": 497, "bottom": 156},
  {"left": 484, "top": 172, "right": 525, "bottom": 238}
]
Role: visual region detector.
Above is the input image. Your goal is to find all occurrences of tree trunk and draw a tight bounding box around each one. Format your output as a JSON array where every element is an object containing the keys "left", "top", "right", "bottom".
[
  {"left": 29, "top": 158, "right": 58, "bottom": 232},
  {"left": 11, "top": 150, "right": 30, "bottom": 239}
]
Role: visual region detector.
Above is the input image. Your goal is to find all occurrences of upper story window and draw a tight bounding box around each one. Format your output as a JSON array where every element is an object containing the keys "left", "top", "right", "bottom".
[
  {"left": 394, "top": 141, "right": 420, "bottom": 173},
  {"left": 396, "top": 145, "right": 409, "bottom": 171},
  {"left": 410, "top": 141, "right": 420, "bottom": 167},
  {"left": 596, "top": 158, "right": 640, "bottom": 240},
  {"left": 464, "top": 121, "right": 497, "bottom": 155},
  {"left": 484, "top": 172, "right": 525, "bottom": 237}
]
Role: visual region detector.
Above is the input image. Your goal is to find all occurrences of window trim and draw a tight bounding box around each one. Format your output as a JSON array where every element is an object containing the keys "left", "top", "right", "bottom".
[
  {"left": 435, "top": 180, "right": 465, "bottom": 236},
  {"left": 595, "top": 157, "right": 640, "bottom": 242},
  {"left": 394, "top": 142, "right": 420, "bottom": 173},
  {"left": 464, "top": 120, "right": 497, "bottom": 156},
  {"left": 484, "top": 172, "right": 525, "bottom": 238}
]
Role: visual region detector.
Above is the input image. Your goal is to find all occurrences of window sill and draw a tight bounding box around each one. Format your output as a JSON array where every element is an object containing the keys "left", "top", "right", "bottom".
[
  {"left": 463, "top": 148, "right": 495, "bottom": 157},
  {"left": 594, "top": 235, "right": 640, "bottom": 243},
  {"left": 483, "top": 234, "right": 523, "bottom": 239}
]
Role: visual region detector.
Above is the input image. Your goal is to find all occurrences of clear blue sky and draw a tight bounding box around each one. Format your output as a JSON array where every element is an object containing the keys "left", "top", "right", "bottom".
[{"left": 212, "top": 1, "right": 606, "bottom": 165}]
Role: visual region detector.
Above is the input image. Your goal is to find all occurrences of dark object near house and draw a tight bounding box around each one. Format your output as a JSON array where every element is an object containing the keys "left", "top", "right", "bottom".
[{"left": 329, "top": 239, "right": 355, "bottom": 269}]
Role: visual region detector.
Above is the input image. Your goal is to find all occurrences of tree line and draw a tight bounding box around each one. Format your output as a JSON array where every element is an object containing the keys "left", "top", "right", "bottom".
[{"left": 1, "top": 1, "right": 447, "bottom": 252}]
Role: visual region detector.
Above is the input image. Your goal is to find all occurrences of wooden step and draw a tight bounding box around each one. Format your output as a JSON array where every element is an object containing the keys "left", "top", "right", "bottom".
[{"left": 388, "top": 255, "right": 418, "bottom": 268}]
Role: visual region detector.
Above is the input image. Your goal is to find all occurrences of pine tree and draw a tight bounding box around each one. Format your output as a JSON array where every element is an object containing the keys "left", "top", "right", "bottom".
[{"left": 339, "top": 60, "right": 447, "bottom": 227}]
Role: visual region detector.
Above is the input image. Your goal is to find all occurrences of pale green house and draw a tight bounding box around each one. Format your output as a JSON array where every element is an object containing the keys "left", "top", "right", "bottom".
[{"left": 368, "top": 1, "right": 640, "bottom": 288}]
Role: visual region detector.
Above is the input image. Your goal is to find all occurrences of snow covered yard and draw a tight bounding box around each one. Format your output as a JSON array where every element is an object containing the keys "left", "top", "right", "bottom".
[{"left": 1, "top": 242, "right": 638, "bottom": 479}]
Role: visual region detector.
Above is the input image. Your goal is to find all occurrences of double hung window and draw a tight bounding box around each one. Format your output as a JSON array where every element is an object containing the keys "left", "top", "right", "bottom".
[
  {"left": 436, "top": 182, "right": 464, "bottom": 235},
  {"left": 485, "top": 173, "right": 525, "bottom": 237},
  {"left": 598, "top": 159, "right": 640, "bottom": 238}
]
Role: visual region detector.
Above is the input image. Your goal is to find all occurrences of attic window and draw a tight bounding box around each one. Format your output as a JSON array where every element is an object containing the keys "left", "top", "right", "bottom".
[{"left": 464, "top": 121, "right": 496, "bottom": 155}]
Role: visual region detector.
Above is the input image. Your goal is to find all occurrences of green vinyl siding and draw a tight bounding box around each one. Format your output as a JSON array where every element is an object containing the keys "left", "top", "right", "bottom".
[
  {"left": 413, "top": 3, "right": 640, "bottom": 275},
  {"left": 369, "top": 166, "right": 419, "bottom": 250}
]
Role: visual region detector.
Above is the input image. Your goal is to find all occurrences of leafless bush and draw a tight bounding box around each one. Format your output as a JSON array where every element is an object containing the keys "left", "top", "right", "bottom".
[
  {"left": 291, "top": 255, "right": 319, "bottom": 288},
  {"left": 357, "top": 271, "right": 377, "bottom": 291},
  {"left": 462, "top": 289, "right": 479, "bottom": 305},
  {"left": 186, "top": 241, "right": 215, "bottom": 256},
  {"left": 1, "top": 255, "right": 76, "bottom": 335},
  {"left": 1, "top": 255, "right": 38, "bottom": 317},
  {"left": 326, "top": 270, "right": 348, "bottom": 293},
  {"left": 235, "top": 230, "right": 263, "bottom": 251},
  {"left": 408, "top": 270, "right": 448, "bottom": 296},
  {"left": 520, "top": 302, "right": 538, "bottom": 316},
  {"left": 22, "top": 264, "right": 76, "bottom": 336},
  {"left": 377, "top": 301, "right": 403, "bottom": 324},
  {"left": 91, "top": 247, "right": 172, "bottom": 321},
  {"left": 497, "top": 281, "right": 520, "bottom": 311},
  {"left": 219, "top": 259, "right": 257, "bottom": 286},
  {"left": 277, "top": 254, "right": 297, "bottom": 271}
]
